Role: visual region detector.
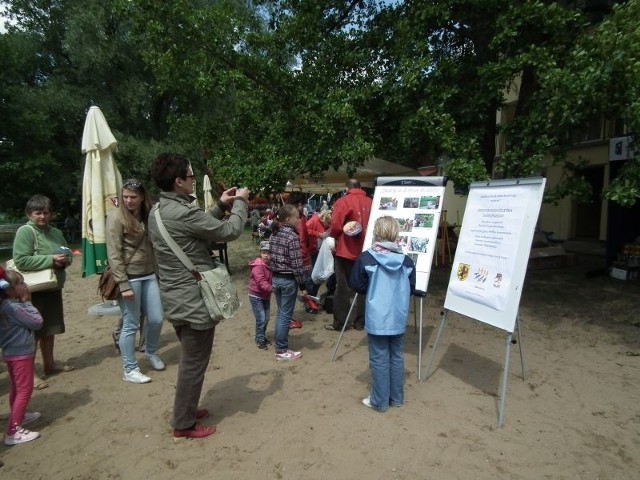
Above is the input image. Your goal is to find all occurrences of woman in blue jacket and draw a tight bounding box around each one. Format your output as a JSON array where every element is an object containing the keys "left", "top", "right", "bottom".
[{"left": 349, "top": 216, "right": 416, "bottom": 412}]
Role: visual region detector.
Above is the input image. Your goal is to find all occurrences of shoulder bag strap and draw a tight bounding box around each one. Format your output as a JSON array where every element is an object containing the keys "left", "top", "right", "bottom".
[
  {"left": 25, "top": 225, "right": 39, "bottom": 255},
  {"left": 124, "top": 233, "right": 146, "bottom": 267},
  {"left": 153, "top": 205, "right": 199, "bottom": 279}
]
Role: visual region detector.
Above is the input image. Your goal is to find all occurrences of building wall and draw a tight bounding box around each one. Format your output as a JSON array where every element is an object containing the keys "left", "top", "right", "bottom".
[
  {"left": 450, "top": 84, "right": 628, "bottom": 243},
  {"left": 539, "top": 143, "right": 611, "bottom": 241},
  {"left": 494, "top": 89, "right": 624, "bottom": 242}
]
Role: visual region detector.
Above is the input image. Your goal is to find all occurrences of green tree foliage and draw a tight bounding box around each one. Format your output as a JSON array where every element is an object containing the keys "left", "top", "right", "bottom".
[
  {"left": 578, "top": 0, "right": 640, "bottom": 207},
  {"left": 1, "top": 0, "right": 639, "bottom": 213},
  {"left": 0, "top": 0, "right": 178, "bottom": 214},
  {"left": 0, "top": 23, "right": 85, "bottom": 216},
  {"left": 484, "top": 0, "right": 640, "bottom": 206},
  {"left": 117, "top": 0, "right": 382, "bottom": 193}
]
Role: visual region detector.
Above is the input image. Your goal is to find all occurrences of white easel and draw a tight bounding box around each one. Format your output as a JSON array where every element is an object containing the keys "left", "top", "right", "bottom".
[
  {"left": 423, "top": 177, "right": 546, "bottom": 427},
  {"left": 424, "top": 309, "right": 526, "bottom": 427}
]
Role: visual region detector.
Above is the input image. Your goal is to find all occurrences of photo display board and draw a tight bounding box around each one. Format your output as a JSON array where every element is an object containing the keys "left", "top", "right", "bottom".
[
  {"left": 363, "top": 177, "right": 446, "bottom": 293},
  {"left": 444, "top": 178, "right": 546, "bottom": 332}
]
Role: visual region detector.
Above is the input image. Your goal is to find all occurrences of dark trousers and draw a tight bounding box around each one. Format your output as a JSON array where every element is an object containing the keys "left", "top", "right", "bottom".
[
  {"left": 172, "top": 324, "right": 215, "bottom": 430},
  {"left": 332, "top": 257, "right": 365, "bottom": 329},
  {"left": 326, "top": 274, "right": 336, "bottom": 295}
]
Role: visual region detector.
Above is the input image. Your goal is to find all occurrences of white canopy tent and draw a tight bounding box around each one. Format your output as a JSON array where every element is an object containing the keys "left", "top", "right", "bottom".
[{"left": 286, "top": 158, "right": 419, "bottom": 194}]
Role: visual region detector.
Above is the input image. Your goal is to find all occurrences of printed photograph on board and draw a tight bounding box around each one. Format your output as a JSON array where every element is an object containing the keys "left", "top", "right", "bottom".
[
  {"left": 419, "top": 195, "right": 441, "bottom": 210},
  {"left": 403, "top": 197, "right": 420, "bottom": 208},
  {"left": 408, "top": 236, "right": 429, "bottom": 253},
  {"left": 398, "top": 218, "right": 414, "bottom": 232},
  {"left": 413, "top": 213, "right": 435, "bottom": 229},
  {"left": 378, "top": 197, "right": 398, "bottom": 210}
]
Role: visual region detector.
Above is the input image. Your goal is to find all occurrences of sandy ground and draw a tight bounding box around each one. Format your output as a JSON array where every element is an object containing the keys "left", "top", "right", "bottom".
[{"left": 1, "top": 237, "right": 639, "bottom": 480}]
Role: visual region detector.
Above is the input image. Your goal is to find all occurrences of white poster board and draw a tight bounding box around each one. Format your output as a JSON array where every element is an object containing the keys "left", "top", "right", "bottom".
[
  {"left": 444, "top": 177, "right": 546, "bottom": 332},
  {"left": 364, "top": 177, "right": 446, "bottom": 293}
]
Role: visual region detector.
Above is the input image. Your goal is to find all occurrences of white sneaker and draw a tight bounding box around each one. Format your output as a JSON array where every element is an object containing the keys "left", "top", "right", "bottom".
[
  {"left": 362, "top": 397, "right": 373, "bottom": 409},
  {"left": 4, "top": 427, "right": 40, "bottom": 446},
  {"left": 145, "top": 353, "right": 166, "bottom": 371},
  {"left": 123, "top": 367, "right": 151, "bottom": 384},
  {"left": 22, "top": 412, "right": 41, "bottom": 426},
  {"left": 274, "top": 349, "right": 302, "bottom": 361}
]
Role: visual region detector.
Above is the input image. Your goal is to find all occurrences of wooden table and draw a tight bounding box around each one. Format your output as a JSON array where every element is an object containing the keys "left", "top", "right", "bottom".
[{"left": 211, "top": 242, "right": 230, "bottom": 273}]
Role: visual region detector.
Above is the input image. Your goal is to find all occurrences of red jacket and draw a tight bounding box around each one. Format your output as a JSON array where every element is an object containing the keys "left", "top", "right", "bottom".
[
  {"left": 305, "top": 213, "right": 326, "bottom": 258},
  {"left": 296, "top": 215, "right": 311, "bottom": 267},
  {"left": 329, "top": 188, "right": 372, "bottom": 261}
]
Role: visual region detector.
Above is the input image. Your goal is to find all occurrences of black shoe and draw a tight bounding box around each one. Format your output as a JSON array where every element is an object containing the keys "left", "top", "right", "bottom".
[
  {"left": 256, "top": 341, "right": 268, "bottom": 350},
  {"left": 324, "top": 324, "right": 344, "bottom": 332}
]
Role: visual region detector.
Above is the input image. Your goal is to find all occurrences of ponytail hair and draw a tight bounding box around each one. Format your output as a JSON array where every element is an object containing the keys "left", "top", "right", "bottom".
[{"left": 271, "top": 204, "right": 298, "bottom": 235}]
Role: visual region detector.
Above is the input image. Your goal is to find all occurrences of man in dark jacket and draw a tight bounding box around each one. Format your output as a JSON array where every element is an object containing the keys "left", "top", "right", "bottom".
[
  {"left": 148, "top": 153, "right": 249, "bottom": 441},
  {"left": 324, "top": 179, "right": 372, "bottom": 331}
]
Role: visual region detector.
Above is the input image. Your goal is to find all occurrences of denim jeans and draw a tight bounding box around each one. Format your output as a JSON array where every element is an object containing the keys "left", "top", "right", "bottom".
[
  {"left": 272, "top": 275, "right": 297, "bottom": 352},
  {"left": 367, "top": 333, "right": 405, "bottom": 412},
  {"left": 249, "top": 295, "right": 271, "bottom": 344},
  {"left": 118, "top": 277, "right": 164, "bottom": 372}
]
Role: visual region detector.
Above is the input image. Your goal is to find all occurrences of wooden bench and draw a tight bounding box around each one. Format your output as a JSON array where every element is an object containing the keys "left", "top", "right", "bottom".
[
  {"left": 0, "top": 224, "right": 21, "bottom": 251},
  {"left": 0, "top": 222, "right": 72, "bottom": 251}
]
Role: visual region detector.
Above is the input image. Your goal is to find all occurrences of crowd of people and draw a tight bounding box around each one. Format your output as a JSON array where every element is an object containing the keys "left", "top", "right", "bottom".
[{"left": 0, "top": 168, "right": 417, "bottom": 447}]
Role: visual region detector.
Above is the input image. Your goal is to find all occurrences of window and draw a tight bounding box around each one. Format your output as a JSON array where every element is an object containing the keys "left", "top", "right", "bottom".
[{"left": 567, "top": 115, "right": 605, "bottom": 145}]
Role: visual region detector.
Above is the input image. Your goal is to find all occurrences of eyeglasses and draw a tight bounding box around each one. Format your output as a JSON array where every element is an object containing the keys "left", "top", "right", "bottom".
[{"left": 185, "top": 175, "right": 196, "bottom": 181}]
